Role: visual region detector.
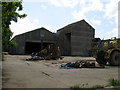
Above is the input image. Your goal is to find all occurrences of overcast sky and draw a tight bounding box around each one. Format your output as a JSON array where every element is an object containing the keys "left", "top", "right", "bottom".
[{"left": 10, "top": 0, "right": 119, "bottom": 39}]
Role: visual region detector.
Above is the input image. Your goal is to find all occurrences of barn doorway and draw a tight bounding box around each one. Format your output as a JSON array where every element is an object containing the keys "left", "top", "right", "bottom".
[
  {"left": 25, "top": 41, "right": 54, "bottom": 54},
  {"left": 65, "top": 33, "right": 71, "bottom": 55}
]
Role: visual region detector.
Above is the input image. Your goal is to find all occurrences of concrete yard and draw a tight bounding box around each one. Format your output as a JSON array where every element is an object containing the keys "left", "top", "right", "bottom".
[{"left": 2, "top": 55, "right": 119, "bottom": 88}]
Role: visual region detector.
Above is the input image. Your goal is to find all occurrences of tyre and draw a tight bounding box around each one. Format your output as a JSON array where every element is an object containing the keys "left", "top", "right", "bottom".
[
  {"left": 96, "top": 51, "right": 108, "bottom": 65},
  {"left": 109, "top": 51, "right": 120, "bottom": 66}
]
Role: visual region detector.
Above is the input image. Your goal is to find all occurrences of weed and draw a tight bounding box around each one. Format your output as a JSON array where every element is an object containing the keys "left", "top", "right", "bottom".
[{"left": 108, "top": 78, "right": 120, "bottom": 86}]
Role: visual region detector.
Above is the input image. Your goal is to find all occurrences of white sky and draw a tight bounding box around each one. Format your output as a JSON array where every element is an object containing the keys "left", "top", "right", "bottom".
[{"left": 10, "top": 0, "right": 120, "bottom": 39}]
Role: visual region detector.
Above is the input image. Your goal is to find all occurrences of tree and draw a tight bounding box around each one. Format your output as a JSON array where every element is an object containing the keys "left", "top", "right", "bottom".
[
  {"left": 92, "top": 38, "right": 101, "bottom": 42},
  {"left": 2, "top": 0, "right": 27, "bottom": 51}
]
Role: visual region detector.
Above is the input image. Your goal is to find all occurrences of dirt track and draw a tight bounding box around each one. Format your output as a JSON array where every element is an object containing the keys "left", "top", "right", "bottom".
[{"left": 2, "top": 55, "right": 119, "bottom": 88}]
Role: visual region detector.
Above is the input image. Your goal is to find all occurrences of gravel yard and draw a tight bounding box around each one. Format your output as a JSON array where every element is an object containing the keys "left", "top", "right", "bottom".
[{"left": 2, "top": 55, "right": 119, "bottom": 88}]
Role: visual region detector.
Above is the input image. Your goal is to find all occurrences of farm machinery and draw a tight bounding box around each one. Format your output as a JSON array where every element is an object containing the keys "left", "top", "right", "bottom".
[
  {"left": 26, "top": 44, "right": 63, "bottom": 61},
  {"left": 90, "top": 37, "right": 120, "bottom": 66}
]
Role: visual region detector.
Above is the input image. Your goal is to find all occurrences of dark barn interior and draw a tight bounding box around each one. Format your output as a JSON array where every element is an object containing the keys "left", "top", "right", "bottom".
[
  {"left": 25, "top": 42, "right": 54, "bottom": 54},
  {"left": 65, "top": 33, "right": 71, "bottom": 55}
]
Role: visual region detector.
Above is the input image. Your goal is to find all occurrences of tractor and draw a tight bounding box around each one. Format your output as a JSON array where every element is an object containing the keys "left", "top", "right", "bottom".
[{"left": 90, "top": 37, "right": 120, "bottom": 66}]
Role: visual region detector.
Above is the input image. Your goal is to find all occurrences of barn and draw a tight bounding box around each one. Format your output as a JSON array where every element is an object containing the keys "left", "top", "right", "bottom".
[
  {"left": 10, "top": 27, "right": 56, "bottom": 54},
  {"left": 56, "top": 20, "right": 95, "bottom": 56},
  {"left": 11, "top": 19, "right": 95, "bottom": 56}
]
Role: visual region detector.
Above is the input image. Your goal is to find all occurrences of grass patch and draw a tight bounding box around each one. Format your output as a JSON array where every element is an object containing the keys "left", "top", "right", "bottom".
[
  {"left": 70, "top": 78, "right": 120, "bottom": 90},
  {"left": 70, "top": 85, "right": 82, "bottom": 90},
  {"left": 108, "top": 78, "right": 120, "bottom": 86},
  {"left": 114, "top": 86, "right": 120, "bottom": 90},
  {"left": 91, "top": 85, "right": 104, "bottom": 89},
  {"left": 70, "top": 85, "right": 104, "bottom": 90}
]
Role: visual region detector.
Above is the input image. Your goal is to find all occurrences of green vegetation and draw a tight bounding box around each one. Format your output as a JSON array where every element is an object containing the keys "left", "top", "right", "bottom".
[
  {"left": 2, "top": 0, "right": 27, "bottom": 51},
  {"left": 108, "top": 78, "right": 120, "bottom": 90},
  {"left": 114, "top": 87, "right": 120, "bottom": 90},
  {"left": 70, "top": 78, "right": 120, "bottom": 90},
  {"left": 91, "top": 85, "right": 104, "bottom": 89},
  {"left": 70, "top": 85, "right": 104, "bottom": 90},
  {"left": 108, "top": 78, "right": 120, "bottom": 86},
  {"left": 70, "top": 85, "right": 81, "bottom": 90}
]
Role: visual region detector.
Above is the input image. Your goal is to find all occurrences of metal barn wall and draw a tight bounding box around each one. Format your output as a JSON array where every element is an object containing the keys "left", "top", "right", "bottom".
[
  {"left": 71, "top": 21, "right": 95, "bottom": 56},
  {"left": 57, "top": 27, "right": 72, "bottom": 55},
  {"left": 11, "top": 34, "right": 26, "bottom": 54},
  {"left": 57, "top": 20, "right": 95, "bottom": 56},
  {"left": 11, "top": 28, "right": 56, "bottom": 54}
]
